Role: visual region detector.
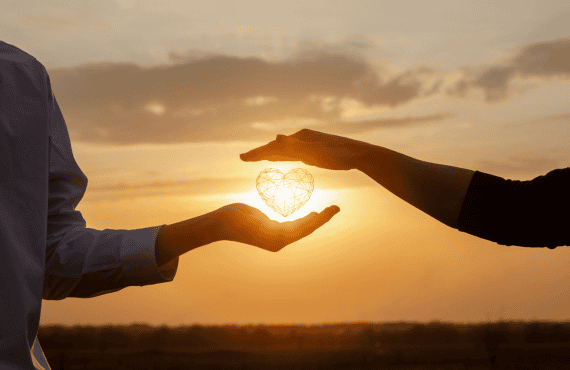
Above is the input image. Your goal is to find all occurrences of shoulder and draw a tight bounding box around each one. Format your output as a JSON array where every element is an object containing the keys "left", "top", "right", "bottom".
[
  {"left": 525, "top": 167, "right": 570, "bottom": 189},
  {"left": 0, "top": 40, "right": 43, "bottom": 66},
  {"left": 0, "top": 40, "right": 49, "bottom": 95}
]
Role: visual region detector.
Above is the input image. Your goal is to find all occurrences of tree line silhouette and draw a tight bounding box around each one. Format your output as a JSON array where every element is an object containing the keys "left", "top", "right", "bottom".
[{"left": 38, "top": 320, "right": 570, "bottom": 369}]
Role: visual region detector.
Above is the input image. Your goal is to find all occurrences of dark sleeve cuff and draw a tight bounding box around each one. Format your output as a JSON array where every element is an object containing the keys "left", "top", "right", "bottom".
[{"left": 457, "top": 168, "right": 570, "bottom": 249}]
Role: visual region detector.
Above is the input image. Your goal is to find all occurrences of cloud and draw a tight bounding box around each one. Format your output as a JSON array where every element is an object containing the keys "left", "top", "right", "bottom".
[
  {"left": 331, "top": 34, "right": 382, "bottom": 51},
  {"left": 84, "top": 176, "right": 251, "bottom": 202},
  {"left": 20, "top": 13, "right": 112, "bottom": 32},
  {"left": 531, "top": 112, "right": 570, "bottom": 123},
  {"left": 308, "top": 113, "right": 454, "bottom": 135},
  {"left": 475, "top": 155, "right": 566, "bottom": 178},
  {"left": 83, "top": 170, "right": 377, "bottom": 202},
  {"left": 447, "top": 37, "right": 570, "bottom": 102},
  {"left": 46, "top": 46, "right": 444, "bottom": 146}
]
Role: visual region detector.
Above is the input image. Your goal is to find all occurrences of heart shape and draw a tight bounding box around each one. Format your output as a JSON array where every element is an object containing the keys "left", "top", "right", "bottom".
[{"left": 256, "top": 168, "right": 314, "bottom": 217}]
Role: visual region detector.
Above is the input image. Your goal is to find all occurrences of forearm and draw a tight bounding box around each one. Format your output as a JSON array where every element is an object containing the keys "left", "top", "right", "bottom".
[
  {"left": 356, "top": 144, "right": 475, "bottom": 229},
  {"left": 155, "top": 210, "right": 222, "bottom": 267}
]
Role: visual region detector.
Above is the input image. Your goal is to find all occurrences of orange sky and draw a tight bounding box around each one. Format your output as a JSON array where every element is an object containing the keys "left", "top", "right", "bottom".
[{"left": 2, "top": 0, "right": 569, "bottom": 326}]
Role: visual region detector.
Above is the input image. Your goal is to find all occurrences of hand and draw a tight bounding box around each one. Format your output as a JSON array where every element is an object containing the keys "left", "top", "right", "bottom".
[
  {"left": 214, "top": 203, "right": 340, "bottom": 252},
  {"left": 239, "top": 129, "right": 373, "bottom": 171}
]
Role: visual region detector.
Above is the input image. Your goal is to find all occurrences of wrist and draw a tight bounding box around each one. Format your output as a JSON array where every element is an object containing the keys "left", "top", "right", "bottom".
[
  {"left": 155, "top": 210, "right": 222, "bottom": 266},
  {"left": 155, "top": 225, "right": 177, "bottom": 267},
  {"left": 353, "top": 142, "right": 382, "bottom": 173}
]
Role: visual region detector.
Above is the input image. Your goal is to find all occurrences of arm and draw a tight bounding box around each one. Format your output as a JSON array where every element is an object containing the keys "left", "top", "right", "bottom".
[
  {"left": 358, "top": 143, "right": 570, "bottom": 248},
  {"left": 241, "top": 130, "right": 475, "bottom": 230},
  {"left": 346, "top": 142, "right": 569, "bottom": 248},
  {"left": 155, "top": 202, "right": 341, "bottom": 266},
  {"left": 355, "top": 144, "right": 475, "bottom": 230},
  {"left": 154, "top": 210, "right": 220, "bottom": 267},
  {"left": 241, "top": 129, "right": 569, "bottom": 249},
  {"left": 44, "top": 70, "right": 338, "bottom": 299},
  {"left": 43, "top": 73, "right": 179, "bottom": 300},
  {"left": 455, "top": 168, "right": 570, "bottom": 249}
]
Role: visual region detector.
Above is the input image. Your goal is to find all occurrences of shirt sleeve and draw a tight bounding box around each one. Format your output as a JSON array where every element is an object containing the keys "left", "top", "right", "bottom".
[
  {"left": 457, "top": 168, "right": 570, "bottom": 249},
  {"left": 42, "top": 67, "right": 179, "bottom": 300}
]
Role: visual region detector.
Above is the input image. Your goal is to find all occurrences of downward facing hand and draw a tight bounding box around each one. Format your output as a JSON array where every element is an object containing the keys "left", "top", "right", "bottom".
[{"left": 240, "top": 129, "right": 371, "bottom": 171}]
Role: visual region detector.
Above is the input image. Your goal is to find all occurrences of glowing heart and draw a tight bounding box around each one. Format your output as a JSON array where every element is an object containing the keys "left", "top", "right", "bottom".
[{"left": 256, "top": 168, "right": 314, "bottom": 217}]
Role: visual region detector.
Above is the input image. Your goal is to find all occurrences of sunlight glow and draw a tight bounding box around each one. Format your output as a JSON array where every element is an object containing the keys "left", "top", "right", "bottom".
[
  {"left": 145, "top": 102, "right": 166, "bottom": 116},
  {"left": 220, "top": 164, "right": 341, "bottom": 221},
  {"left": 243, "top": 96, "right": 277, "bottom": 106},
  {"left": 250, "top": 118, "right": 320, "bottom": 131},
  {"left": 338, "top": 97, "right": 387, "bottom": 121},
  {"left": 256, "top": 168, "right": 314, "bottom": 217},
  {"left": 218, "top": 188, "right": 340, "bottom": 222}
]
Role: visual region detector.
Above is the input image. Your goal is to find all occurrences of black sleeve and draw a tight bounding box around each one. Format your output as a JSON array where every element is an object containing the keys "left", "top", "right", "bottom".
[{"left": 457, "top": 167, "right": 570, "bottom": 249}]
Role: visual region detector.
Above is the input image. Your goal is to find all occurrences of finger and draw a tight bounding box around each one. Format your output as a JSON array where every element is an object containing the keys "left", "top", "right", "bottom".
[
  {"left": 289, "top": 129, "right": 321, "bottom": 142},
  {"left": 284, "top": 205, "right": 340, "bottom": 240},
  {"left": 240, "top": 135, "right": 307, "bottom": 162},
  {"left": 289, "top": 129, "right": 346, "bottom": 143},
  {"left": 239, "top": 140, "right": 272, "bottom": 161},
  {"left": 239, "top": 139, "right": 284, "bottom": 162}
]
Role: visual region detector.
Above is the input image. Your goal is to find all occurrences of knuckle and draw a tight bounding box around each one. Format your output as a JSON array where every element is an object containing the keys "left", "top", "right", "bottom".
[
  {"left": 267, "top": 220, "right": 280, "bottom": 231},
  {"left": 294, "top": 128, "right": 311, "bottom": 138}
]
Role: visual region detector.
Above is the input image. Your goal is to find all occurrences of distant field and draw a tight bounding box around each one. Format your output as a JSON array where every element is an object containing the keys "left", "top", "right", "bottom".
[{"left": 39, "top": 320, "right": 570, "bottom": 369}]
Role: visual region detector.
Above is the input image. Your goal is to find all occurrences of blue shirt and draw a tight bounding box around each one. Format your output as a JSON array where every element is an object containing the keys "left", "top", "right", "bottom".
[{"left": 0, "top": 41, "right": 179, "bottom": 370}]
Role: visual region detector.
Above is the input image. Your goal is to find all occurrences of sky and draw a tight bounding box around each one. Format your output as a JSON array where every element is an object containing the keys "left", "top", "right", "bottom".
[{"left": 2, "top": 0, "right": 569, "bottom": 326}]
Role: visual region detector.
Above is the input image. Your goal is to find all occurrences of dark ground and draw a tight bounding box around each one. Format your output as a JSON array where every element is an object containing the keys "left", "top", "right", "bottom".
[{"left": 39, "top": 320, "right": 570, "bottom": 369}]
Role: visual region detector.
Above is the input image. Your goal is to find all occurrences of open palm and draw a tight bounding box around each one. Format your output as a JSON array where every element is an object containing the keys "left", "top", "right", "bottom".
[{"left": 215, "top": 203, "right": 339, "bottom": 252}]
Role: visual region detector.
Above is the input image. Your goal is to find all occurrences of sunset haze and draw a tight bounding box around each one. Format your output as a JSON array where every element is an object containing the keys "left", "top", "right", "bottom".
[{"left": 2, "top": 0, "right": 569, "bottom": 327}]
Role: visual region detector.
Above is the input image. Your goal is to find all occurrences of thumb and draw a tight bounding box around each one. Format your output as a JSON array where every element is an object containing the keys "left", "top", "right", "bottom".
[
  {"left": 240, "top": 134, "right": 308, "bottom": 162},
  {"left": 289, "top": 205, "right": 340, "bottom": 238},
  {"left": 276, "top": 134, "right": 308, "bottom": 148},
  {"left": 275, "top": 134, "right": 314, "bottom": 159}
]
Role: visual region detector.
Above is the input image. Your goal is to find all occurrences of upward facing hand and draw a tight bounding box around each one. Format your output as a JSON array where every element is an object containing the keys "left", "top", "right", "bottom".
[
  {"left": 155, "top": 202, "right": 340, "bottom": 266},
  {"left": 240, "top": 129, "right": 372, "bottom": 171},
  {"left": 215, "top": 203, "right": 340, "bottom": 252}
]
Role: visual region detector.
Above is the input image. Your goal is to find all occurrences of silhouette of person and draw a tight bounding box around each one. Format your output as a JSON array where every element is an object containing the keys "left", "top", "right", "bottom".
[
  {"left": 241, "top": 129, "right": 569, "bottom": 249},
  {"left": 0, "top": 42, "right": 339, "bottom": 370}
]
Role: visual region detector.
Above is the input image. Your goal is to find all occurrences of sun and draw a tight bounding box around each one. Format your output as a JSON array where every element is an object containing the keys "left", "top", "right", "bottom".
[
  {"left": 206, "top": 164, "right": 340, "bottom": 221},
  {"left": 256, "top": 168, "right": 314, "bottom": 217},
  {"left": 220, "top": 188, "right": 339, "bottom": 222}
]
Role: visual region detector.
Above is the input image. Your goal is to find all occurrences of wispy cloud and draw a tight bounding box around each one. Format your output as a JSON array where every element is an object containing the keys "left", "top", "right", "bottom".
[
  {"left": 47, "top": 46, "right": 443, "bottom": 146},
  {"left": 83, "top": 169, "right": 376, "bottom": 202},
  {"left": 447, "top": 37, "right": 570, "bottom": 102},
  {"left": 475, "top": 156, "right": 566, "bottom": 178},
  {"left": 308, "top": 113, "right": 454, "bottom": 134},
  {"left": 20, "top": 13, "right": 112, "bottom": 32},
  {"left": 532, "top": 111, "right": 570, "bottom": 123},
  {"left": 44, "top": 36, "right": 570, "bottom": 147}
]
